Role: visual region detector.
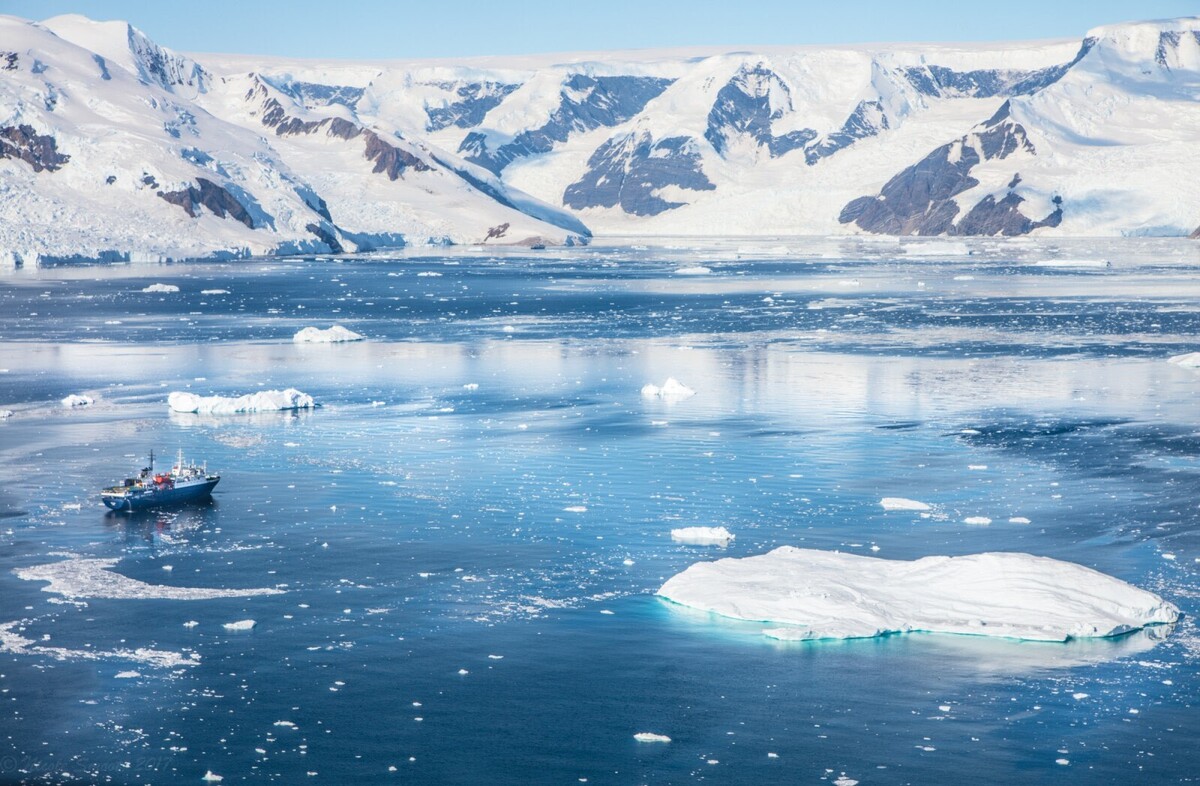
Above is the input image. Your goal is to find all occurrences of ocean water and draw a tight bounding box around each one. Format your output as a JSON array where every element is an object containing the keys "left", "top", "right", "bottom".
[{"left": 0, "top": 238, "right": 1197, "bottom": 784}]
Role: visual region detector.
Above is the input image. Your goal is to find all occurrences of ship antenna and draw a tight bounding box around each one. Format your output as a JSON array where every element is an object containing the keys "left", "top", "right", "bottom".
[{"left": 149, "top": 449, "right": 154, "bottom": 472}]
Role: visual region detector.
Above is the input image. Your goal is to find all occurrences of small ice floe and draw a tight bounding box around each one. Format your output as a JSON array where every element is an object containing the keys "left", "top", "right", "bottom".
[
  {"left": 563, "top": 506, "right": 588, "bottom": 513},
  {"left": 183, "top": 621, "right": 199, "bottom": 628},
  {"left": 168, "top": 388, "right": 315, "bottom": 414},
  {"left": 503, "top": 325, "right": 516, "bottom": 333},
  {"left": 487, "top": 654, "right": 504, "bottom": 660},
  {"left": 968, "top": 465, "right": 988, "bottom": 470},
  {"left": 675, "top": 265, "right": 712, "bottom": 275},
  {"left": 16, "top": 557, "right": 283, "bottom": 600},
  {"left": 293, "top": 325, "right": 364, "bottom": 343},
  {"left": 274, "top": 720, "right": 297, "bottom": 728},
  {"left": 0, "top": 410, "right": 13, "bottom": 419},
  {"left": 457, "top": 668, "right": 469, "bottom": 675},
  {"left": 903, "top": 241, "right": 970, "bottom": 257},
  {"left": 641, "top": 378, "right": 695, "bottom": 402},
  {"left": 963, "top": 516, "right": 992, "bottom": 525},
  {"left": 141, "top": 283, "right": 179, "bottom": 293},
  {"left": 463, "top": 383, "right": 479, "bottom": 391},
  {"left": 1167, "top": 352, "right": 1200, "bottom": 369},
  {"left": 223, "top": 620, "right": 256, "bottom": 631},
  {"left": 1072, "top": 692, "right": 1089, "bottom": 700},
  {"left": 115, "top": 670, "right": 141, "bottom": 679},
  {"left": 633, "top": 732, "right": 671, "bottom": 743},
  {"left": 833, "top": 777, "right": 858, "bottom": 786},
  {"left": 200, "top": 289, "right": 229, "bottom": 295},
  {"left": 880, "top": 497, "right": 930, "bottom": 512},
  {"left": 658, "top": 547, "right": 1180, "bottom": 642},
  {"left": 1009, "top": 517, "right": 1032, "bottom": 524},
  {"left": 671, "top": 526, "right": 734, "bottom": 546},
  {"left": 61, "top": 394, "right": 94, "bottom": 408},
  {"left": 201, "top": 771, "right": 224, "bottom": 782}
]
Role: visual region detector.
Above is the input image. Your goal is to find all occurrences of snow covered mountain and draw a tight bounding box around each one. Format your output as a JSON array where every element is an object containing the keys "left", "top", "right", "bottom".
[{"left": 3, "top": 14, "right": 1200, "bottom": 264}]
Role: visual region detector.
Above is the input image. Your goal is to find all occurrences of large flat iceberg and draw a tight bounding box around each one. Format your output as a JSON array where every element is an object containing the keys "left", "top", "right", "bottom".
[
  {"left": 293, "top": 325, "right": 365, "bottom": 343},
  {"left": 168, "top": 388, "right": 316, "bottom": 414},
  {"left": 658, "top": 547, "right": 1179, "bottom": 642}
]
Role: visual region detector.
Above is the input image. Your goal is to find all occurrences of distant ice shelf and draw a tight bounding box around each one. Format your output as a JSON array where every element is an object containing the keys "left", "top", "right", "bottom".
[{"left": 658, "top": 547, "right": 1179, "bottom": 642}]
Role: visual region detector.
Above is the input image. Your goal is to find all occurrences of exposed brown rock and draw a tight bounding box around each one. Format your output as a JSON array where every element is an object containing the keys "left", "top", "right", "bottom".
[
  {"left": 158, "top": 177, "right": 254, "bottom": 228},
  {"left": 362, "top": 130, "right": 430, "bottom": 180},
  {"left": 0, "top": 124, "right": 69, "bottom": 172}
]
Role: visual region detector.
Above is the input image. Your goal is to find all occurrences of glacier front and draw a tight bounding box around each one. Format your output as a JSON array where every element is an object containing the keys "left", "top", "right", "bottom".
[{"left": 658, "top": 547, "right": 1179, "bottom": 642}]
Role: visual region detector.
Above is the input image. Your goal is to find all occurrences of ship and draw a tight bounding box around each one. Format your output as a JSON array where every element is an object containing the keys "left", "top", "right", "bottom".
[{"left": 101, "top": 449, "right": 220, "bottom": 511}]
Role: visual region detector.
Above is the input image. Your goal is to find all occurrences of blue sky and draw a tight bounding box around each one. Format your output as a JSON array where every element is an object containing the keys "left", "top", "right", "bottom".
[{"left": 5, "top": 0, "right": 1196, "bottom": 58}]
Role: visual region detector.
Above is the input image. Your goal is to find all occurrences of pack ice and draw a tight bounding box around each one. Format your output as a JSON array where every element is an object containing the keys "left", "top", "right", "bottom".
[
  {"left": 168, "top": 388, "right": 315, "bottom": 414},
  {"left": 293, "top": 325, "right": 365, "bottom": 343},
  {"left": 658, "top": 547, "right": 1179, "bottom": 642}
]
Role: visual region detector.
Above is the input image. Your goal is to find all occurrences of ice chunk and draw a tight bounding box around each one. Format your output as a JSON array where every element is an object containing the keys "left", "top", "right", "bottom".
[
  {"left": 658, "top": 547, "right": 1179, "bottom": 642},
  {"left": 141, "top": 283, "right": 180, "bottom": 293},
  {"left": 671, "top": 526, "right": 734, "bottom": 546},
  {"left": 61, "top": 394, "right": 94, "bottom": 408},
  {"left": 293, "top": 325, "right": 365, "bottom": 343},
  {"left": 641, "top": 378, "right": 695, "bottom": 402},
  {"left": 115, "top": 670, "right": 141, "bottom": 679},
  {"left": 563, "top": 505, "right": 588, "bottom": 513},
  {"left": 168, "top": 388, "right": 315, "bottom": 414},
  {"left": 200, "top": 289, "right": 229, "bottom": 295},
  {"left": 675, "top": 266, "right": 713, "bottom": 275},
  {"left": 633, "top": 732, "right": 671, "bottom": 743},
  {"left": 0, "top": 620, "right": 200, "bottom": 668},
  {"left": 880, "top": 497, "right": 930, "bottom": 512},
  {"left": 903, "top": 241, "right": 970, "bottom": 257},
  {"left": 202, "top": 772, "right": 224, "bottom": 782},
  {"left": 222, "top": 620, "right": 257, "bottom": 631},
  {"left": 1033, "top": 259, "right": 1110, "bottom": 268},
  {"left": 1167, "top": 352, "right": 1200, "bottom": 368},
  {"left": 16, "top": 558, "right": 283, "bottom": 600},
  {"left": 0, "top": 410, "right": 13, "bottom": 419},
  {"left": 963, "top": 516, "right": 992, "bottom": 525}
]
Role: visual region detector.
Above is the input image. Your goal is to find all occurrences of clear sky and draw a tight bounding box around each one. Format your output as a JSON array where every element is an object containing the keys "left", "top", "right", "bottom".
[{"left": 4, "top": 0, "right": 1196, "bottom": 59}]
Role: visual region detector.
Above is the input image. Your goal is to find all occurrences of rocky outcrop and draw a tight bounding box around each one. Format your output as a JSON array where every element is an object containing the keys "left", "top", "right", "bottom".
[
  {"left": 839, "top": 102, "right": 1052, "bottom": 235},
  {"left": 0, "top": 124, "right": 70, "bottom": 172},
  {"left": 705, "top": 64, "right": 817, "bottom": 158},
  {"left": 954, "top": 191, "right": 1062, "bottom": 235},
  {"left": 805, "top": 99, "right": 889, "bottom": 165},
  {"left": 461, "top": 74, "right": 673, "bottom": 174},
  {"left": 362, "top": 129, "right": 430, "bottom": 179},
  {"left": 305, "top": 222, "right": 344, "bottom": 253},
  {"left": 564, "top": 131, "right": 714, "bottom": 216},
  {"left": 425, "top": 81, "right": 519, "bottom": 131},
  {"left": 901, "top": 38, "right": 1097, "bottom": 98},
  {"left": 158, "top": 177, "right": 254, "bottom": 227}
]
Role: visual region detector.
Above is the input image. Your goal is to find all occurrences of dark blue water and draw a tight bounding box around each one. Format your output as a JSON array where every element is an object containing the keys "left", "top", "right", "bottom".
[{"left": 0, "top": 240, "right": 1197, "bottom": 784}]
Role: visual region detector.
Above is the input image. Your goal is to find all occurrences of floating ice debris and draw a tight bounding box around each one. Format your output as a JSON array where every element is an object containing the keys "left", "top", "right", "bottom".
[
  {"left": 183, "top": 621, "right": 199, "bottom": 628},
  {"left": 767, "top": 752, "right": 778, "bottom": 759},
  {"left": 168, "top": 388, "right": 315, "bottom": 414},
  {"left": 1167, "top": 352, "right": 1200, "bottom": 368},
  {"left": 1073, "top": 693, "right": 1089, "bottom": 700},
  {"left": 487, "top": 654, "right": 504, "bottom": 660},
  {"left": 563, "top": 505, "right": 588, "bottom": 513},
  {"left": 641, "top": 378, "right": 695, "bottom": 402},
  {"left": 675, "top": 265, "right": 712, "bottom": 275},
  {"left": 502, "top": 325, "right": 516, "bottom": 333},
  {"left": 968, "top": 465, "right": 988, "bottom": 470},
  {"left": 0, "top": 620, "right": 200, "bottom": 668},
  {"left": 61, "top": 394, "right": 94, "bottom": 408},
  {"left": 834, "top": 776, "right": 859, "bottom": 786},
  {"left": 903, "top": 241, "right": 970, "bottom": 257},
  {"left": 671, "top": 526, "right": 734, "bottom": 546},
  {"left": 634, "top": 732, "right": 671, "bottom": 743},
  {"left": 1033, "top": 259, "right": 1110, "bottom": 268},
  {"left": 200, "top": 289, "right": 229, "bottom": 295},
  {"left": 457, "top": 668, "right": 469, "bottom": 675},
  {"left": 963, "top": 517, "right": 992, "bottom": 525},
  {"left": 16, "top": 558, "right": 283, "bottom": 600},
  {"left": 115, "top": 670, "right": 141, "bottom": 679},
  {"left": 293, "top": 325, "right": 365, "bottom": 343},
  {"left": 658, "top": 547, "right": 1179, "bottom": 642},
  {"left": 1009, "top": 517, "right": 1032, "bottom": 524},
  {"left": 1056, "top": 759, "right": 1070, "bottom": 766},
  {"left": 141, "top": 283, "right": 179, "bottom": 293},
  {"left": 274, "top": 720, "right": 297, "bottom": 728},
  {"left": 223, "top": 620, "right": 256, "bottom": 631},
  {"left": 880, "top": 498, "right": 930, "bottom": 512},
  {"left": 417, "top": 271, "right": 442, "bottom": 277},
  {"left": 202, "top": 772, "right": 224, "bottom": 782},
  {"left": 0, "top": 410, "right": 13, "bottom": 419},
  {"left": 463, "top": 383, "right": 479, "bottom": 390}
]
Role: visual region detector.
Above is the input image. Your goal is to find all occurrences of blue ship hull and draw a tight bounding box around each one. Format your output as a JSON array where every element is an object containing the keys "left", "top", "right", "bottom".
[{"left": 102, "top": 477, "right": 219, "bottom": 511}]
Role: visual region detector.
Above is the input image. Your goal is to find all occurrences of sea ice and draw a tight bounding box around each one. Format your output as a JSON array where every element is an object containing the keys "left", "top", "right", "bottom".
[
  {"left": 880, "top": 497, "right": 931, "bottom": 511},
  {"left": 168, "top": 388, "right": 315, "bottom": 414},
  {"left": 675, "top": 265, "right": 713, "bottom": 275},
  {"left": 963, "top": 516, "right": 992, "bottom": 525},
  {"left": 293, "top": 325, "right": 365, "bottom": 343},
  {"left": 141, "top": 283, "right": 180, "bottom": 293},
  {"left": 202, "top": 772, "right": 224, "bottom": 782},
  {"left": 200, "top": 289, "right": 229, "bottom": 295},
  {"left": 641, "top": 378, "right": 695, "bottom": 402},
  {"left": 633, "top": 732, "right": 671, "bottom": 743},
  {"left": 223, "top": 620, "right": 256, "bottom": 631},
  {"left": 671, "top": 526, "right": 735, "bottom": 546},
  {"left": 61, "top": 394, "right": 94, "bottom": 408},
  {"left": 658, "top": 547, "right": 1179, "bottom": 642},
  {"left": 0, "top": 620, "right": 200, "bottom": 668},
  {"left": 16, "top": 558, "right": 283, "bottom": 600},
  {"left": 1167, "top": 352, "right": 1200, "bottom": 368},
  {"left": 115, "top": 670, "right": 141, "bottom": 679},
  {"left": 0, "top": 410, "right": 13, "bottom": 419}
]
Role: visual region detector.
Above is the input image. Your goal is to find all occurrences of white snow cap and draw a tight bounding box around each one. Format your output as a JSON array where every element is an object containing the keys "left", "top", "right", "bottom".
[
  {"left": 658, "top": 547, "right": 1179, "bottom": 642},
  {"left": 671, "top": 526, "right": 735, "bottom": 546},
  {"left": 168, "top": 388, "right": 315, "bottom": 414},
  {"left": 641, "top": 378, "right": 696, "bottom": 402},
  {"left": 293, "top": 325, "right": 365, "bottom": 343}
]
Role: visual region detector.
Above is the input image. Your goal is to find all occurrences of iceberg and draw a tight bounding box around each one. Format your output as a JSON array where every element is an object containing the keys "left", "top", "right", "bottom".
[
  {"left": 168, "top": 388, "right": 316, "bottom": 414},
  {"left": 223, "top": 619, "right": 256, "bottom": 631},
  {"left": 1167, "top": 352, "right": 1200, "bottom": 368},
  {"left": 293, "top": 325, "right": 365, "bottom": 343},
  {"left": 880, "top": 497, "right": 930, "bottom": 511},
  {"left": 61, "top": 394, "right": 94, "bottom": 408},
  {"left": 671, "top": 526, "right": 735, "bottom": 546},
  {"left": 641, "top": 378, "right": 696, "bottom": 402},
  {"left": 634, "top": 732, "right": 671, "bottom": 743},
  {"left": 141, "top": 283, "right": 180, "bottom": 293},
  {"left": 658, "top": 547, "right": 1179, "bottom": 642}
]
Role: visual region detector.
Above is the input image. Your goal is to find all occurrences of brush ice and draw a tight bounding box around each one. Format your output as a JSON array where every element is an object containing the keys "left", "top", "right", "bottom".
[
  {"left": 634, "top": 732, "right": 671, "bottom": 743},
  {"left": 880, "top": 497, "right": 931, "bottom": 511},
  {"left": 168, "top": 388, "right": 315, "bottom": 414},
  {"left": 641, "top": 378, "right": 695, "bottom": 402},
  {"left": 61, "top": 394, "right": 94, "bottom": 408},
  {"left": 293, "top": 325, "right": 365, "bottom": 343},
  {"left": 1167, "top": 352, "right": 1200, "bottom": 368},
  {"left": 141, "top": 283, "right": 180, "bottom": 293},
  {"left": 671, "top": 526, "right": 734, "bottom": 546},
  {"left": 658, "top": 547, "right": 1179, "bottom": 642},
  {"left": 0, "top": 620, "right": 200, "bottom": 668},
  {"left": 16, "top": 557, "right": 284, "bottom": 599}
]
